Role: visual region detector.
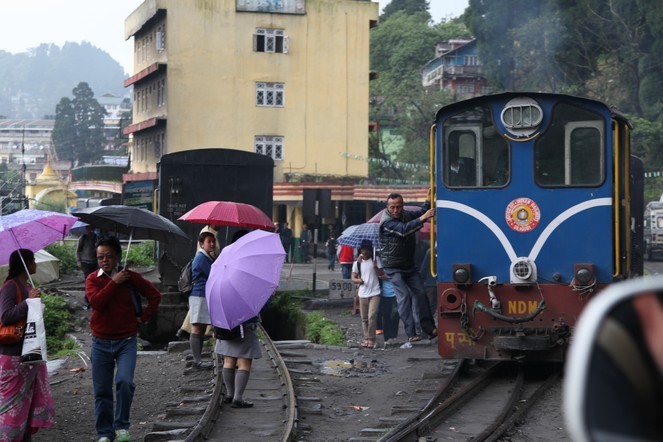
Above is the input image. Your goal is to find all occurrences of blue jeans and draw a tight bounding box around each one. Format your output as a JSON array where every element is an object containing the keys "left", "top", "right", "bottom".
[
  {"left": 377, "top": 295, "right": 400, "bottom": 340},
  {"left": 384, "top": 268, "right": 436, "bottom": 338},
  {"left": 91, "top": 335, "right": 138, "bottom": 439},
  {"left": 327, "top": 254, "right": 336, "bottom": 270},
  {"left": 341, "top": 264, "right": 352, "bottom": 279}
]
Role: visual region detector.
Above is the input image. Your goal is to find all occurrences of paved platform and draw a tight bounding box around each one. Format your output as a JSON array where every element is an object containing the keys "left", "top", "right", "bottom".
[{"left": 279, "top": 257, "right": 345, "bottom": 291}]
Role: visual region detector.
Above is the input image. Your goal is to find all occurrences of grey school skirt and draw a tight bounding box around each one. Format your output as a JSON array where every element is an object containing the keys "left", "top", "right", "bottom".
[
  {"left": 189, "top": 296, "right": 211, "bottom": 324},
  {"left": 214, "top": 322, "right": 262, "bottom": 359}
]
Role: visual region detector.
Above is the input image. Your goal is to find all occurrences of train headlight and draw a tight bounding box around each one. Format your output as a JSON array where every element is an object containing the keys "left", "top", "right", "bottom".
[
  {"left": 510, "top": 258, "right": 537, "bottom": 284},
  {"left": 513, "top": 260, "right": 532, "bottom": 280},
  {"left": 574, "top": 264, "right": 595, "bottom": 285},
  {"left": 452, "top": 264, "right": 472, "bottom": 285}
]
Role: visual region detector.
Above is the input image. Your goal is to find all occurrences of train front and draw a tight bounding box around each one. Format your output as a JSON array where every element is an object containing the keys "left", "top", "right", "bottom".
[{"left": 433, "top": 93, "right": 638, "bottom": 361}]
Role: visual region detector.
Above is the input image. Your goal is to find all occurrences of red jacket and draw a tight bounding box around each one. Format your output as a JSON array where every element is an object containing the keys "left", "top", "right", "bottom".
[
  {"left": 86, "top": 269, "right": 162, "bottom": 339},
  {"left": 338, "top": 245, "right": 355, "bottom": 265}
]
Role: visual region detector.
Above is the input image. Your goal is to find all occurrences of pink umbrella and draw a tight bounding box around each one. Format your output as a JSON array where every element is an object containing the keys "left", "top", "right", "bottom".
[
  {"left": 0, "top": 209, "right": 78, "bottom": 264},
  {"left": 0, "top": 209, "right": 78, "bottom": 285},
  {"left": 178, "top": 201, "right": 275, "bottom": 231},
  {"left": 205, "top": 230, "right": 285, "bottom": 330}
]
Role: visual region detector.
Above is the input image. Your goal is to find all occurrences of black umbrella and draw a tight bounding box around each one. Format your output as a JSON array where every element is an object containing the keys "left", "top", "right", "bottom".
[{"left": 73, "top": 205, "right": 189, "bottom": 262}]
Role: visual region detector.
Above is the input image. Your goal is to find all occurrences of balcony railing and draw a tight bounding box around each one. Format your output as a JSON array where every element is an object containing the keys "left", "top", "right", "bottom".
[{"left": 444, "top": 65, "right": 483, "bottom": 76}]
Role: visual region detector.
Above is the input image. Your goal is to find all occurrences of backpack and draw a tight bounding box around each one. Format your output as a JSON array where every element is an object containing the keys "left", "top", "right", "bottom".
[{"left": 177, "top": 259, "right": 194, "bottom": 294}]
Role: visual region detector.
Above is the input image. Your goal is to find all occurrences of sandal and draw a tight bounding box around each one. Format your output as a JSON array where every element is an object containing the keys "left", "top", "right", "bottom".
[
  {"left": 428, "top": 328, "right": 438, "bottom": 340},
  {"left": 361, "top": 341, "right": 375, "bottom": 348},
  {"left": 408, "top": 335, "right": 422, "bottom": 343}
]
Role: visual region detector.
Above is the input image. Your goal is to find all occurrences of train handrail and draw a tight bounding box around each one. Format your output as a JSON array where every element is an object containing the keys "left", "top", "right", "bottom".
[
  {"left": 612, "top": 123, "right": 621, "bottom": 278},
  {"left": 429, "top": 123, "right": 437, "bottom": 278},
  {"left": 624, "top": 124, "right": 631, "bottom": 276}
]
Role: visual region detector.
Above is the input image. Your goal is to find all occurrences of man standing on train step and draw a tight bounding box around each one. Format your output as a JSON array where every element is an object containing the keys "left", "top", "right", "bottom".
[{"left": 378, "top": 192, "right": 437, "bottom": 343}]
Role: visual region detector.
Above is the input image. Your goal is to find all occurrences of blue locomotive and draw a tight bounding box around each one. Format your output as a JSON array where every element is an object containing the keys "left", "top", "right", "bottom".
[{"left": 431, "top": 93, "right": 644, "bottom": 361}]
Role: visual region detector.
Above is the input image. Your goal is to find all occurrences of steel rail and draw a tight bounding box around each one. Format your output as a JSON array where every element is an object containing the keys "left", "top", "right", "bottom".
[{"left": 378, "top": 361, "right": 503, "bottom": 442}]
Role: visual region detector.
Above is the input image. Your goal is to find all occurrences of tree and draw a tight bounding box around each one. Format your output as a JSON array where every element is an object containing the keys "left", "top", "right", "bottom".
[
  {"left": 555, "top": 0, "right": 650, "bottom": 116},
  {"left": 369, "top": 12, "right": 462, "bottom": 183},
  {"left": 52, "top": 82, "right": 107, "bottom": 165},
  {"left": 464, "top": 0, "right": 545, "bottom": 91},
  {"left": 52, "top": 97, "right": 76, "bottom": 163},
  {"left": 371, "top": 11, "right": 440, "bottom": 99},
  {"left": 381, "top": 0, "right": 431, "bottom": 22}
]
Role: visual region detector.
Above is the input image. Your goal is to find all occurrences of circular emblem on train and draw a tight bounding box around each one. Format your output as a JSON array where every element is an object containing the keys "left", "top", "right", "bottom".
[{"left": 505, "top": 198, "right": 541, "bottom": 232}]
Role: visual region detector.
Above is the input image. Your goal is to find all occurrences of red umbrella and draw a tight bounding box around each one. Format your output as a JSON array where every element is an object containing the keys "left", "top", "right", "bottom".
[
  {"left": 178, "top": 201, "right": 275, "bottom": 231},
  {"left": 367, "top": 206, "right": 431, "bottom": 239}
]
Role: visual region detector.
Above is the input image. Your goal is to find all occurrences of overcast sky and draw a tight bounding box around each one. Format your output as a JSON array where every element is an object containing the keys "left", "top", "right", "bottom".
[{"left": 0, "top": 0, "right": 468, "bottom": 75}]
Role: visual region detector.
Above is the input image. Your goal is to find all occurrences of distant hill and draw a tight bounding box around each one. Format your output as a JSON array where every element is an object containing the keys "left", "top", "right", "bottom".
[{"left": 0, "top": 42, "right": 128, "bottom": 119}]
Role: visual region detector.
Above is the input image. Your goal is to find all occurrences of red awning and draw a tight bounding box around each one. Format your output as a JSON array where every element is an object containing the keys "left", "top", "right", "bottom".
[
  {"left": 124, "top": 63, "right": 165, "bottom": 87},
  {"left": 123, "top": 117, "right": 163, "bottom": 135}
]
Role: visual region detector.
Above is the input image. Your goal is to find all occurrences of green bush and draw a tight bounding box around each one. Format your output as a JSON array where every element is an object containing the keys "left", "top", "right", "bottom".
[
  {"left": 42, "top": 293, "right": 73, "bottom": 355},
  {"left": 305, "top": 311, "right": 345, "bottom": 346},
  {"left": 45, "top": 243, "right": 77, "bottom": 275},
  {"left": 124, "top": 241, "right": 156, "bottom": 267}
]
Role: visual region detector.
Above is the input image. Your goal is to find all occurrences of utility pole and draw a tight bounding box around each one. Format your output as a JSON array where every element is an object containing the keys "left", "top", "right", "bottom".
[
  {"left": 20, "top": 127, "right": 27, "bottom": 209},
  {"left": 312, "top": 200, "right": 319, "bottom": 291}
]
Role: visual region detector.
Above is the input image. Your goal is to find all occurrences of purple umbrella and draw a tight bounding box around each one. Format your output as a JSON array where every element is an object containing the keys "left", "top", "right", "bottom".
[
  {"left": 0, "top": 209, "right": 78, "bottom": 285},
  {"left": 205, "top": 230, "right": 285, "bottom": 330}
]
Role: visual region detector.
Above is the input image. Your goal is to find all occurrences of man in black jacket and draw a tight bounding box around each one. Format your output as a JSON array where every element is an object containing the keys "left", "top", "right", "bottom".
[{"left": 379, "top": 192, "right": 437, "bottom": 342}]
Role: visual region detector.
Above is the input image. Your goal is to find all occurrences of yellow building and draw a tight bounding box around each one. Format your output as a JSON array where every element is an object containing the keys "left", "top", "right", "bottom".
[
  {"left": 25, "top": 161, "right": 76, "bottom": 212},
  {"left": 124, "top": 0, "right": 379, "bottom": 236}
]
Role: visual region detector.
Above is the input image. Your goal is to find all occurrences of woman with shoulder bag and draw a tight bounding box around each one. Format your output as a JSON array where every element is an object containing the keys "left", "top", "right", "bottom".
[
  {"left": 214, "top": 230, "right": 263, "bottom": 409},
  {"left": 0, "top": 249, "right": 55, "bottom": 441}
]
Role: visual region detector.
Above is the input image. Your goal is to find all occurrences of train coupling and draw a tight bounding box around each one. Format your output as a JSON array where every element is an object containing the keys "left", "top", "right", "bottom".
[{"left": 478, "top": 276, "right": 501, "bottom": 309}]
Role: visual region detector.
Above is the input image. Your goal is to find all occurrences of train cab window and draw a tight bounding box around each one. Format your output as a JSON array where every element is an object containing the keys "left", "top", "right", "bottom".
[
  {"left": 443, "top": 106, "right": 510, "bottom": 188},
  {"left": 535, "top": 103, "right": 604, "bottom": 187}
]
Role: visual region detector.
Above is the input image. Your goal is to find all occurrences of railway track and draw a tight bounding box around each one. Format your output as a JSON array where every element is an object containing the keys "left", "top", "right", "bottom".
[
  {"left": 377, "top": 361, "right": 561, "bottom": 442},
  {"left": 143, "top": 324, "right": 298, "bottom": 441},
  {"left": 44, "top": 274, "right": 567, "bottom": 441}
]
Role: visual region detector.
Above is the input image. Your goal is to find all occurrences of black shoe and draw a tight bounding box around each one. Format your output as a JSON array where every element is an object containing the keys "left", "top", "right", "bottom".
[
  {"left": 223, "top": 396, "right": 233, "bottom": 404},
  {"left": 192, "top": 361, "right": 213, "bottom": 369},
  {"left": 176, "top": 329, "right": 190, "bottom": 341},
  {"left": 231, "top": 399, "right": 254, "bottom": 408}
]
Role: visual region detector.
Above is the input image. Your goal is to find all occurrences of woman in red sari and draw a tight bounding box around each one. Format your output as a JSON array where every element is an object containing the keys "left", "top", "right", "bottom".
[{"left": 0, "top": 249, "right": 54, "bottom": 441}]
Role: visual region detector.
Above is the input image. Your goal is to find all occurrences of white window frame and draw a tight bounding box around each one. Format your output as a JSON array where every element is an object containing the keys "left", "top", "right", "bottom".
[
  {"left": 256, "top": 82, "right": 284, "bottom": 107},
  {"left": 255, "top": 136, "right": 284, "bottom": 160},
  {"left": 254, "top": 28, "right": 289, "bottom": 53},
  {"left": 464, "top": 55, "right": 478, "bottom": 66}
]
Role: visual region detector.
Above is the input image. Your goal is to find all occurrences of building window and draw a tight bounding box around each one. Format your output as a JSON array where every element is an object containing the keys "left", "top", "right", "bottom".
[
  {"left": 254, "top": 28, "right": 288, "bottom": 53},
  {"left": 255, "top": 136, "right": 283, "bottom": 160},
  {"left": 156, "top": 25, "right": 166, "bottom": 51},
  {"left": 157, "top": 79, "right": 166, "bottom": 107},
  {"left": 256, "top": 83, "right": 284, "bottom": 107},
  {"left": 464, "top": 55, "right": 479, "bottom": 66}
]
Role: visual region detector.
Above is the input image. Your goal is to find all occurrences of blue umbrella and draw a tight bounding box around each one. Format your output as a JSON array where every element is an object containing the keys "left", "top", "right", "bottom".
[
  {"left": 337, "top": 223, "right": 379, "bottom": 249},
  {"left": 70, "top": 220, "right": 89, "bottom": 235}
]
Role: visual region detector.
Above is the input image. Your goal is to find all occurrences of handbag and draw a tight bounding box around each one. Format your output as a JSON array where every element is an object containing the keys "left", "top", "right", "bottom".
[{"left": 0, "top": 280, "right": 27, "bottom": 344}]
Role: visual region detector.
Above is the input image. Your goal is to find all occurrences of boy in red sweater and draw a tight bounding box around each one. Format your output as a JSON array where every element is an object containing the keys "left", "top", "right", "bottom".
[{"left": 86, "top": 237, "right": 162, "bottom": 442}]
